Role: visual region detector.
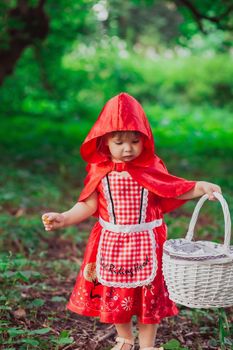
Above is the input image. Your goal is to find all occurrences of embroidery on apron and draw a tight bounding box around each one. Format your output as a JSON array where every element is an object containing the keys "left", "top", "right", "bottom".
[{"left": 96, "top": 172, "right": 161, "bottom": 288}]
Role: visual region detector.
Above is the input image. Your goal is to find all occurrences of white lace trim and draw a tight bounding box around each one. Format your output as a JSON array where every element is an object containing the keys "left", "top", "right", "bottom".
[
  {"left": 140, "top": 188, "right": 148, "bottom": 223},
  {"left": 96, "top": 229, "right": 157, "bottom": 288},
  {"left": 101, "top": 176, "right": 115, "bottom": 223},
  {"left": 99, "top": 217, "right": 162, "bottom": 233}
]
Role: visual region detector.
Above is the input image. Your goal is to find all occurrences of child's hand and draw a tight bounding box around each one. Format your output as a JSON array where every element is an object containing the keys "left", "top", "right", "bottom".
[
  {"left": 198, "top": 181, "right": 222, "bottom": 201},
  {"left": 42, "top": 213, "right": 65, "bottom": 231}
]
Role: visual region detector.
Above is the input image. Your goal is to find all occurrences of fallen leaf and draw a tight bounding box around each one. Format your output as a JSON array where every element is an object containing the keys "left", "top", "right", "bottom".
[{"left": 13, "top": 308, "right": 26, "bottom": 319}]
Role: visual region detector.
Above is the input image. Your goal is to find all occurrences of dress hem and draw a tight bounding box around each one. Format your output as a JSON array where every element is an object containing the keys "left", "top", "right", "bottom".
[{"left": 66, "top": 301, "right": 179, "bottom": 324}]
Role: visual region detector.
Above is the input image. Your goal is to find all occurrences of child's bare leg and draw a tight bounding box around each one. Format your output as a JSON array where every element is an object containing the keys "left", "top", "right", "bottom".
[
  {"left": 138, "top": 321, "right": 158, "bottom": 348},
  {"left": 114, "top": 322, "right": 134, "bottom": 349}
]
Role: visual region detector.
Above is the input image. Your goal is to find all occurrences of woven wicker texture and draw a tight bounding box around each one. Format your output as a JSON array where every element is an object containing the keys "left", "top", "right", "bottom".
[{"left": 162, "top": 192, "right": 233, "bottom": 308}]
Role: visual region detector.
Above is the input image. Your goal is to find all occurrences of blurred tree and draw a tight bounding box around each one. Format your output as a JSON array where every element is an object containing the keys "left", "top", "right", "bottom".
[
  {"left": 104, "top": 0, "right": 233, "bottom": 49},
  {"left": 0, "top": 0, "right": 97, "bottom": 85},
  {"left": 0, "top": 0, "right": 48, "bottom": 85},
  {"left": 0, "top": 0, "right": 232, "bottom": 85},
  {"left": 175, "top": 0, "right": 233, "bottom": 33}
]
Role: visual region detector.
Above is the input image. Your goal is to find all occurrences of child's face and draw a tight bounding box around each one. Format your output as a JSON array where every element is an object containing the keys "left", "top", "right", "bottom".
[{"left": 106, "top": 132, "right": 143, "bottom": 162}]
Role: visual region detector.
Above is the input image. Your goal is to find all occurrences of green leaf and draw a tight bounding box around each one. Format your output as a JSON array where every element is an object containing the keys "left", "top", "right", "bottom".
[
  {"left": 218, "top": 311, "right": 226, "bottom": 345},
  {"left": 163, "top": 339, "right": 181, "bottom": 349},
  {"left": 29, "top": 328, "right": 51, "bottom": 335},
  {"left": 21, "top": 338, "right": 40, "bottom": 346},
  {"left": 0, "top": 305, "right": 12, "bottom": 310},
  {"left": 59, "top": 330, "right": 69, "bottom": 338},
  {"left": 57, "top": 336, "right": 74, "bottom": 345},
  {"left": 8, "top": 328, "right": 25, "bottom": 337},
  {"left": 16, "top": 271, "right": 29, "bottom": 282},
  {"left": 27, "top": 298, "right": 45, "bottom": 308},
  {"left": 51, "top": 296, "right": 66, "bottom": 302},
  {"left": 19, "top": 270, "right": 42, "bottom": 279}
]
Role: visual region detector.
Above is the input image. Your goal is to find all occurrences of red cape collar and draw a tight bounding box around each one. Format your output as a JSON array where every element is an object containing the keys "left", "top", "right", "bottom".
[{"left": 78, "top": 158, "right": 196, "bottom": 214}]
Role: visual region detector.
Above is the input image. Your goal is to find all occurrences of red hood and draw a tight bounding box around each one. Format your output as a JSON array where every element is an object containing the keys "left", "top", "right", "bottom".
[
  {"left": 78, "top": 92, "right": 196, "bottom": 214},
  {"left": 80, "top": 92, "right": 154, "bottom": 164}
]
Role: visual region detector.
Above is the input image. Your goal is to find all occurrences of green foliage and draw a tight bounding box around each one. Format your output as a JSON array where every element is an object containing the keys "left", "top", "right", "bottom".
[
  {"left": 218, "top": 308, "right": 233, "bottom": 349},
  {"left": 163, "top": 338, "right": 189, "bottom": 350},
  {"left": 1, "top": 50, "right": 233, "bottom": 175},
  {"left": 0, "top": 251, "right": 78, "bottom": 349},
  {"left": 1, "top": 45, "right": 233, "bottom": 118}
]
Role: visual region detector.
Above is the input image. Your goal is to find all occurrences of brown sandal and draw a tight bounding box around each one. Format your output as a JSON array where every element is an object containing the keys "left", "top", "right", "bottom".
[{"left": 111, "top": 337, "right": 135, "bottom": 350}]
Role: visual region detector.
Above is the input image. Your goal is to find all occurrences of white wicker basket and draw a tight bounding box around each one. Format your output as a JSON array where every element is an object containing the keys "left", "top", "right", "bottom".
[{"left": 162, "top": 192, "right": 233, "bottom": 308}]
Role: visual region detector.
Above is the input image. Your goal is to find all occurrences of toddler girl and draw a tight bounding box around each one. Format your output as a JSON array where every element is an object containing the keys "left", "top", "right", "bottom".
[{"left": 42, "top": 93, "right": 221, "bottom": 350}]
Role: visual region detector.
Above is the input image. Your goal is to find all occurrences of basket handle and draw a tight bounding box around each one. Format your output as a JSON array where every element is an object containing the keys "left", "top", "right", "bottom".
[{"left": 185, "top": 192, "right": 232, "bottom": 254}]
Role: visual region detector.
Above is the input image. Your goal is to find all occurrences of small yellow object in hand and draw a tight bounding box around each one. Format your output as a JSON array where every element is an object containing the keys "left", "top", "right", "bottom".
[{"left": 43, "top": 215, "right": 51, "bottom": 224}]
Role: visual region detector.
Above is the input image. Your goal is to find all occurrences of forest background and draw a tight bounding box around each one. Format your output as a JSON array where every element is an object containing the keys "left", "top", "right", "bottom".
[{"left": 0, "top": 1, "right": 233, "bottom": 349}]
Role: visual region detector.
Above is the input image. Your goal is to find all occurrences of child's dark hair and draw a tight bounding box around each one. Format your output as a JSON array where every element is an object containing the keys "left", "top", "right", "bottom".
[{"left": 110, "top": 131, "right": 141, "bottom": 139}]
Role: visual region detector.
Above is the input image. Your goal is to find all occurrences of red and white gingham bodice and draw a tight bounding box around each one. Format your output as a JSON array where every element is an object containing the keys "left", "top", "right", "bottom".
[{"left": 101, "top": 171, "right": 148, "bottom": 224}]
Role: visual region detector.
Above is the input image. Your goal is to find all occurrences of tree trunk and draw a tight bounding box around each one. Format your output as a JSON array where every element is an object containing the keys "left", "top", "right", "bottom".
[{"left": 0, "top": 0, "right": 49, "bottom": 85}]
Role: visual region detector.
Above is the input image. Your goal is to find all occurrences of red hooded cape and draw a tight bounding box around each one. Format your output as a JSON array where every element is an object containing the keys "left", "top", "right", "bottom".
[{"left": 78, "top": 92, "right": 196, "bottom": 214}]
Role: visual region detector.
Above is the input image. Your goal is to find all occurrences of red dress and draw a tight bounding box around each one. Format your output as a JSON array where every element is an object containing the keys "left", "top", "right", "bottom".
[{"left": 67, "top": 168, "right": 179, "bottom": 324}]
